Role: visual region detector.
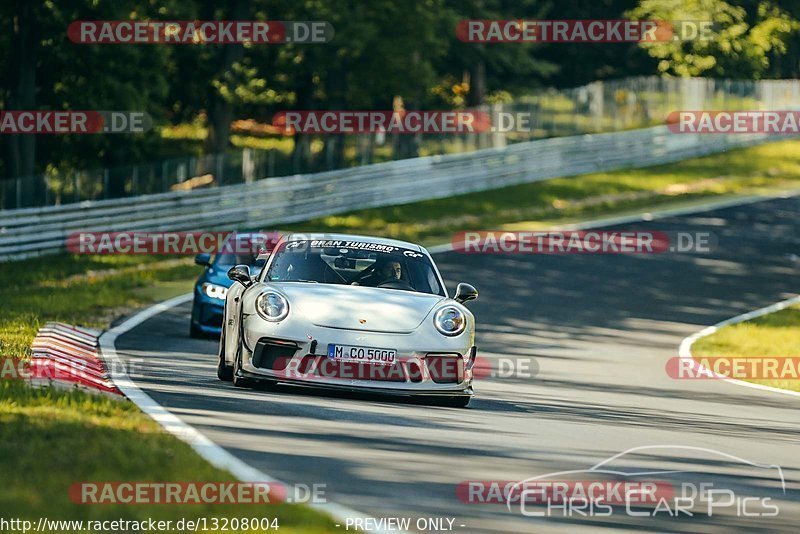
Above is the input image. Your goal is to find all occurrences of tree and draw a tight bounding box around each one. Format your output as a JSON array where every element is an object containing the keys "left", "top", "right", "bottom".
[
  {"left": 4, "top": 0, "right": 38, "bottom": 204},
  {"left": 628, "top": 0, "right": 800, "bottom": 78}
]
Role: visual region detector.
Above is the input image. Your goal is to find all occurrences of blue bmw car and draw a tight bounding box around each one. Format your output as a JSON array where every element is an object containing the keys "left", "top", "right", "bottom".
[{"left": 190, "top": 236, "right": 268, "bottom": 338}]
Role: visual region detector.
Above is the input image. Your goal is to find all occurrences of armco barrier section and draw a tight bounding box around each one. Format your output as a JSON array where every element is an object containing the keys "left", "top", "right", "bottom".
[
  {"left": 0, "top": 125, "right": 775, "bottom": 261},
  {"left": 28, "top": 322, "right": 122, "bottom": 396}
]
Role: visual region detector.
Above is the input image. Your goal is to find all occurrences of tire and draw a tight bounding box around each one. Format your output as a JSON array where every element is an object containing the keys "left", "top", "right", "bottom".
[
  {"left": 217, "top": 330, "right": 233, "bottom": 381},
  {"left": 438, "top": 396, "right": 471, "bottom": 408},
  {"left": 189, "top": 322, "right": 204, "bottom": 339},
  {"left": 232, "top": 343, "right": 255, "bottom": 388}
]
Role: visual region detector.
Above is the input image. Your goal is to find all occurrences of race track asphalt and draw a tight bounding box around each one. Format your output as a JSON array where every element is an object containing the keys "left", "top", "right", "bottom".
[{"left": 115, "top": 196, "right": 800, "bottom": 533}]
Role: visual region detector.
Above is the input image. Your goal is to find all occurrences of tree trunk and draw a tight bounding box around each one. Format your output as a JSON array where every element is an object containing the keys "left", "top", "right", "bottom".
[
  {"left": 291, "top": 73, "right": 316, "bottom": 173},
  {"left": 203, "top": 0, "right": 248, "bottom": 156},
  {"left": 468, "top": 57, "right": 486, "bottom": 107},
  {"left": 322, "top": 65, "right": 347, "bottom": 170},
  {"left": 393, "top": 51, "right": 422, "bottom": 161},
  {"left": 4, "top": 0, "right": 37, "bottom": 206}
]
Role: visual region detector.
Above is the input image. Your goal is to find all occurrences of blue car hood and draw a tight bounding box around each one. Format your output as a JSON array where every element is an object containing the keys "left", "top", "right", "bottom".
[{"left": 197, "top": 264, "right": 261, "bottom": 288}]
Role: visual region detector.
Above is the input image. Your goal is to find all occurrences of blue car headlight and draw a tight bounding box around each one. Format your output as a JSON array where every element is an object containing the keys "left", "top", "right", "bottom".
[{"left": 201, "top": 282, "right": 228, "bottom": 300}]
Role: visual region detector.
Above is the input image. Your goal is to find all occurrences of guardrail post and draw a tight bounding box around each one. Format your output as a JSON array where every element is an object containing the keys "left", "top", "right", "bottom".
[
  {"left": 216, "top": 153, "right": 224, "bottom": 185},
  {"left": 0, "top": 122, "right": 781, "bottom": 259},
  {"left": 243, "top": 148, "right": 254, "bottom": 183},
  {"left": 268, "top": 149, "right": 275, "bottom": 178},
  {"left": 492, "top": 103, "right": 505, "bottom": 149}
]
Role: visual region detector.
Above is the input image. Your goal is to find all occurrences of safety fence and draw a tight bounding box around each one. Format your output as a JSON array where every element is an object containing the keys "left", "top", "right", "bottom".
[
  {"left": 3, "top": 76, "right": 799, "bottom": 211},
  {"left": 0, "top": 125, "right": 776, "bottom": 261}
]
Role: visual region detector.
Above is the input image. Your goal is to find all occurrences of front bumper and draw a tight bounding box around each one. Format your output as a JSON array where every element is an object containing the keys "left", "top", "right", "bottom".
[
  {"left": 191, "top": 293, "right": 224, "bottom": 334},
  {"left": 238, "top": 319, "right": 475, "bottom": 396},
  {"left": 237, "top": 366, "right": 474, "bottom": 398}
]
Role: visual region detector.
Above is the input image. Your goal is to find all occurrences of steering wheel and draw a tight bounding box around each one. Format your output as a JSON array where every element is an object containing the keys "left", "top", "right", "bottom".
[
  {"left": 349, "top": 266, "right": 376, "bottom": 285},
  {"left": 376, "top": 278, "right": 415, "bottom": 291},
  {"left": 323, "top": 265, "right": 348, "bottom": 284}
]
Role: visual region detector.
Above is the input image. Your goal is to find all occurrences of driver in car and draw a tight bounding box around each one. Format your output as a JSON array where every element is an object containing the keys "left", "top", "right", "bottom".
[{"left": 357, "top": 259, "right": 402, "bottom": 287}]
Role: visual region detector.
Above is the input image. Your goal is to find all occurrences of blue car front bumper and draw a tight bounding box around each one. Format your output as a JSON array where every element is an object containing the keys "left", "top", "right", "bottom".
[{"left": 191, "top": 291, "right": 225, "bottom": 335}]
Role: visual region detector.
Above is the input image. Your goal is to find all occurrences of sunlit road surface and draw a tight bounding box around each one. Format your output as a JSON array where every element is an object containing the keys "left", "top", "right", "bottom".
[{"left": 116, "top": 197, "right": 800, "bottom": 533}]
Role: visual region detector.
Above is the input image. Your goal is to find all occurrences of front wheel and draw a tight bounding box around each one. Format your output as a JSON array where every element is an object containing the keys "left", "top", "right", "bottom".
[
  {"left": 190, "top": 322, "right": 204, "bottom": 339},
  {"left": 217, "top": 330, "right": 233, "bottom": 381},
  {"left": 232, "top": 344, "right": 256, "bottom": 388}
]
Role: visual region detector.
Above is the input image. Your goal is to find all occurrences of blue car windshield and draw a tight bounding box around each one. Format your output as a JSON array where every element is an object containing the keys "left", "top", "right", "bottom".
[
  {"left": 214, "top": 252, "right": 259, "bottom": 266},
  {"left": 214, "top": 251, "right": 267, "bottom": 274},
  {"left": 265, "top": 240, "right": 444, "bottom": 296}
]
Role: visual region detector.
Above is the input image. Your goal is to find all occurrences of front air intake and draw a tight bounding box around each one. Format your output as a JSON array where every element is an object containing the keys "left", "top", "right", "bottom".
[{"left": 252, "top": 338, "right": 298, "bottom": 371}]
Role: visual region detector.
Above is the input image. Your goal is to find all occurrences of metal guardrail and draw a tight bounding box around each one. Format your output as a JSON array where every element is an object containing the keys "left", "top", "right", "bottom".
[
  {"left": 0, "top": 125, "right": 775, "bottom": 261},
  {"left": 6, "top": 76, "right": 799, "bottom": 212}
]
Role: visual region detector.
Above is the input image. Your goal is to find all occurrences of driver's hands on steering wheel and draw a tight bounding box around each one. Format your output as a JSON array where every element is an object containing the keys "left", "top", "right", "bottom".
[{"left": 376, "top": 278, "right": 414, "bottom": 290}]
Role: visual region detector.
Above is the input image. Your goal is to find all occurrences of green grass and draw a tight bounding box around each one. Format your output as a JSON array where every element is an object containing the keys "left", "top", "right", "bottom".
[
  {"left": 4, "top": 138, "right": 800, "bottom": 530},
  {"left": 0, "top": 255, "right": 337, "bottom": 532},
  {"left": 0, "top": 382, "right": 336, "bottom": 533},
  {"left": 0, "top": 255, "right": 198, "bottom": 359},
  {"left": 284, "top": 139, "right": 800, "bottom": 246},
  {"left": 692, "top": 305, "right": 800, "bottom": 393}
]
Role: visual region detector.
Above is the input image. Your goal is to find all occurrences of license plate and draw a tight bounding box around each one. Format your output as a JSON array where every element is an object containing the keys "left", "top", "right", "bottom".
[{"left": 327, "top": 344, "right": 396, "bottom": 365}]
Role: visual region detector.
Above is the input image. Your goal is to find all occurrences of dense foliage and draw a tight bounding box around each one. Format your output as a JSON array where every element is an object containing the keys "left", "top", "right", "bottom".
[{"left": 1, "top": 0, "right": 798, "bottom": 184}]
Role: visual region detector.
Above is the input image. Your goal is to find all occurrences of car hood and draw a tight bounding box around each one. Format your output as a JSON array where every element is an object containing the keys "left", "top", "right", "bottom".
[
  {"left": 200, "top": 266, "right": 235, "bottom": 287},
  {"left": 269, "top": 283, "right": 447, "bottom": 333}
]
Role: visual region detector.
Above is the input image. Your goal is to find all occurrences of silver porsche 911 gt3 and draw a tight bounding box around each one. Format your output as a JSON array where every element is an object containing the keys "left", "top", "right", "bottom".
[{"left": 217, "top": 233, "right": 478, "bottom": 407}]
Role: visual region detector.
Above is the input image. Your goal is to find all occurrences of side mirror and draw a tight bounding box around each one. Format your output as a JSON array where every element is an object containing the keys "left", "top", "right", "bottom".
[
  {"left": 194, "top": 253, "right": 211, "bottom": 266},
  {"left": 227, "top": 264, "right": 252, "bottom": 287},
  {"left": 454, "top": 283, "right": 478, "bottom": 304}
]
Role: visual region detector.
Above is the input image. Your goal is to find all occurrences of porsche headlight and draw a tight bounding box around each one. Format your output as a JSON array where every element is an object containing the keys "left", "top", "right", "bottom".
[
  {"left": 256, "top": 291, "right": 289, "bottom": 322},
  {"left": 434, "top": 306, "right": 466, "bottom": 336},
  {"left": 202, "top": 283, "right": 228, "bottom": 300}
]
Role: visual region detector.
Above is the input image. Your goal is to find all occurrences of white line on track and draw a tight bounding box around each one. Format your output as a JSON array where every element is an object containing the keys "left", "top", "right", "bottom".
[
  {"left": 99, "top": 187, "right": 800, "bottom": 531},
  {"left": 425, "top": 187, "right": 800, "bottom": 254},
  {"left": 679, "top": 295, "right": 800, "bottom": 399},
  {"left": 100, "top": 293, "right": 401, "bottom": 533}
]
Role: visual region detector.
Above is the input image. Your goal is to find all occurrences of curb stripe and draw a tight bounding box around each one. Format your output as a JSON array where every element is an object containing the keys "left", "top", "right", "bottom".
[
  {"left": 679, "top": 296, "right": 800, "bottom": 398},
  {"left": 100, "top": 293, "right": 401, "bottom": 534}
]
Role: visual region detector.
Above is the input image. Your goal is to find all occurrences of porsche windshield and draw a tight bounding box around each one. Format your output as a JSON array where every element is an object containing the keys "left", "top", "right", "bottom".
[{"left": 265, "top": 240, "right": 445, "bottom": 296}]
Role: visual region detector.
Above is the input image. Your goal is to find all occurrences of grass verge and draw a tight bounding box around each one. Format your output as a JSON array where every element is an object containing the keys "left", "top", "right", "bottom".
[
  {"left": 692, "top": 305, "right": 800, "bottom": 393},
  {"left": 3, "top": 139, "right": 800, "bottom": 529},
  {"left": 0, "top": 255, "right": 337, "bottom": 532},
  {"left": 285, "top": 139, "right": 800, "bottom": 245}
]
